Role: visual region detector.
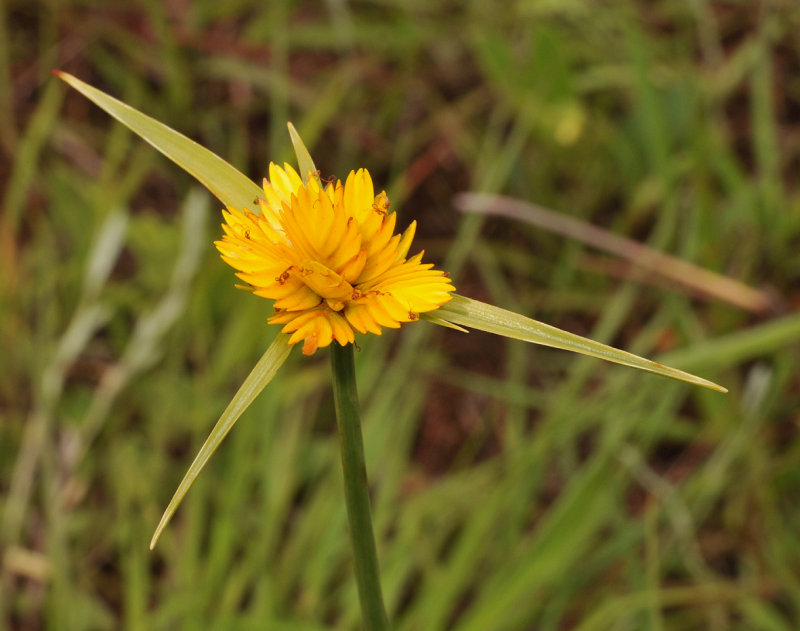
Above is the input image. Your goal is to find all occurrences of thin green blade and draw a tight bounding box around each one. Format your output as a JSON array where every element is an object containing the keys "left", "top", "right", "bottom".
[
  {"left": 433, "top": 294, "right": 727, "bottom": 393},
  {"left": 54, "top": 71, "right": 264, "bottom": 211},
  {"left": 420, "top": 313, "right": 469, "bottom": 333},
  {"left": 150, "top": 334, "right": 293, "bottom": 549},
  {"left": 287, "top": 121, "right": 318, "bottom": 184}
]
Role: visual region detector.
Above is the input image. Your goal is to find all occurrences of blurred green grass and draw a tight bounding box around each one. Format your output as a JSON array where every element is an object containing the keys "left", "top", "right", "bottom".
[{"left": 2, "top": 1, "right": 799, "bottom": 630}]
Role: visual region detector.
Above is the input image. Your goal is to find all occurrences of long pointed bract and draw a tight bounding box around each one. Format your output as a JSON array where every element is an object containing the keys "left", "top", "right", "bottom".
[
  {"left": 54, "top": 71, "right": 264, "bottom": 212},
  {"left": 431, "top": 294, "right": 727, "bottom": 393},
  {"left": 150, "top": 334, "right": 293, "bottom": 549},
  {"left": 287, "top": 121, "right": 318, "bottom": 184}
]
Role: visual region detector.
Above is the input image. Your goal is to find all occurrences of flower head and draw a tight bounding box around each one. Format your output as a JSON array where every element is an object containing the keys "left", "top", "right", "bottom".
[{"left": 215, "top": 163, "right": 455, "bottom": 355}]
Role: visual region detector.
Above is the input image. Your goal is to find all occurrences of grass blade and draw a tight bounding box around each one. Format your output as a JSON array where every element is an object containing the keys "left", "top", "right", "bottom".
[
  {"left": 54, "top": 71, "right": 264, "bottom": 211},
  {"left": 455, "top": 192, "right": 772, "bottom": 314},
  {"left": 150, "top": 334, "right": 293, "bottom": 549},
  {"left": 433, "top": 294, "right": 727, "bottom": 393}
]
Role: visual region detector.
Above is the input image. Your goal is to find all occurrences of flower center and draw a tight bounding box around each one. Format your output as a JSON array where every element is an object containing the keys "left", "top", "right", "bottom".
[{"left": 297, "top": 260, "right": 354, "bottom": 311}]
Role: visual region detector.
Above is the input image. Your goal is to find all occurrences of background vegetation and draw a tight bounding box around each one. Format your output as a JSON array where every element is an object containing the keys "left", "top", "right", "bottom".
[{"left": 2, "top": 1, "right": 799, "bottom": 629}]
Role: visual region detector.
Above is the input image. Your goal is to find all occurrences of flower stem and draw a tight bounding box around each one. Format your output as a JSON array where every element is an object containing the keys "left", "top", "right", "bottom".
[{"left": 330, "top": 343, "right": 389, "bottom": 631}]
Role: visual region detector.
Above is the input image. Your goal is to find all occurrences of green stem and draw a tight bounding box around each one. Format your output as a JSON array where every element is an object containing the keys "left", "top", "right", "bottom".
[{"left": 330, "top": 343, "right": 389, "bottom": 631}]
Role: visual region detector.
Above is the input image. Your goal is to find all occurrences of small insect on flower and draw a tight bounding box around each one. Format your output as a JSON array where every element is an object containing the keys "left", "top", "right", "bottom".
[{"left": 215, "top": 164, "right": 455, "bottom": 355}]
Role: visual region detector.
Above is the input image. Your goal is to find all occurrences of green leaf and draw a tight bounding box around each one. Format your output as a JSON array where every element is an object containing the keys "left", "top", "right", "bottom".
[
  {"left": 432, "top": 294, "right": 727, "bottom": 393},
  {"left": 54, "top": 71, "right": 264, "bottom": 212},
  {"left": 420, "top": 313, "right": 469, "bottom": 333},
  {"left": 287, "top": 121, "right": 319, "bottom": 184},
  {"left": 150, "top": 334, "right": 293, "bottom": 549}
]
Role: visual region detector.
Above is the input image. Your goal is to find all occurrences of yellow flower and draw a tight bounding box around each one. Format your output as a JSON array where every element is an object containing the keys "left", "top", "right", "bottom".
[{"left": 215, "top": 163, "right": 455, "bottom": 355}]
